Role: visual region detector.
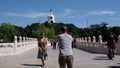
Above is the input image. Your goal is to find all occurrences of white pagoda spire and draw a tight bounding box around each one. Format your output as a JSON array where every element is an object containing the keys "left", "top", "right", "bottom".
[
  {"left": 48, "top": 9, "right": 55, "bottom": 24},
  {"left": 50, "top": 9, "right": 53, "bottom": 15}
]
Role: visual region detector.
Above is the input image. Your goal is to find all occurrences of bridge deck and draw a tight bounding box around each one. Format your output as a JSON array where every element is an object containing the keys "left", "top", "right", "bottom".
[{"left": 0, "top": 46, "right": 120, "bottom": 68}]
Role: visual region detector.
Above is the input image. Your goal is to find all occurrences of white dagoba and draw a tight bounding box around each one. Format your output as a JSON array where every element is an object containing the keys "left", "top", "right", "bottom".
[{"left": 48, "top": 9, "right": 55, "bottom": 24}]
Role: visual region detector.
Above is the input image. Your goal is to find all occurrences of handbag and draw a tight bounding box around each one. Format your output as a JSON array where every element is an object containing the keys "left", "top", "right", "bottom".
[{"left": 37, "top": 49, "right": 43, "bottom": 59}]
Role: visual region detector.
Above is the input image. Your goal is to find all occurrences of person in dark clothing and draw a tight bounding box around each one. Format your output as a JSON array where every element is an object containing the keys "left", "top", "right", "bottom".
[
  {"left": 72, "top": 38, "right": 76, "bottom": 49},
  {"left": 107, "top": 32, "right": 117, "bottom": 59},
  {"left": 53, "top": 40, "right": 57, "bottom": 50}
]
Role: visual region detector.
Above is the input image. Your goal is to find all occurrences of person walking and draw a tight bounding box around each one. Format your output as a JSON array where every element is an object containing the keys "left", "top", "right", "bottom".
[
  {"left": 56, "top": 26, "right": 74, "bottom": 68},
  {"left": 53, "top": 39, "right": 57, "bottom": 50},
  {"left": 107, "top": 32, "right": 117, "bottom": 59},
  {"left": 37, "top": 32, "right": 48, "bottom": 67}
]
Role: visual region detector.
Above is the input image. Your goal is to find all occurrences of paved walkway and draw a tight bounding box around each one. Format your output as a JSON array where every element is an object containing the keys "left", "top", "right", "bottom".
[{"left": 0, "top": 46, "right": 120, "bottom": 68}]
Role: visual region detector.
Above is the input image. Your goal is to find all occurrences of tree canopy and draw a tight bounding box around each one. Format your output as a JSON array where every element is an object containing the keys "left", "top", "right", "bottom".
[{"left": 0, "top": 22, "right": 120, "bottom": 42}]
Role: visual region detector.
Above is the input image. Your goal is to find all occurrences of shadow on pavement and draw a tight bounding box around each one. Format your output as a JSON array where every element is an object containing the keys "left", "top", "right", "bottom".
[
  {"left": 93, "top": 56, "right": 111, "bottom": 60},
  {"left": 22, "top": 64, "right": 42, "bottom": 67},
  {"left": 108, "top": 66, "right": 120, "bottom": 68}
]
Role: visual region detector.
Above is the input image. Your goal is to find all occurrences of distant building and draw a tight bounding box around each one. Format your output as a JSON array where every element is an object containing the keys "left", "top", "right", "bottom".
[{"left": 48, "top": 9, "right": 55, "bottom": 24}]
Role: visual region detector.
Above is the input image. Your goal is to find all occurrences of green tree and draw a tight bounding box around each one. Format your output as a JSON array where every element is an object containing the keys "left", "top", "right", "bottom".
[
  {"left": 100, "top": 22, "right": 109, "bottom": 41},
  {"left": 0, "top": 23, "right": 17, "bottom": 42},
  {"left": 110, "top": 26, "right": 120, "bottom": 37},
  {"left": 26, "top": 23, "right": 55, "bottom": 39},
  {"left": 14, "top": 25, "right": 25, "bottom": 36}
]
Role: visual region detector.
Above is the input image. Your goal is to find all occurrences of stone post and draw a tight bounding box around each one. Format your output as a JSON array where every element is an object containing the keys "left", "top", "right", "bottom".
[
  {"left": 88, "top": 36, "right": 91, "bottom": 42},
  {"left": 93, "top": 36, "right": 96, "bottom": 42},
  {"left": 77, "top": 38, "right": 81, "bottom": 46},
  {"left": 28, "top": 37, "right": 31, "bottom": 41},
  {"left": 14, "top": 36, "right": 17, "bottom": 53},
  {"left": 26, "top": 37, "right": 29, "bottom": 45},
  {"left": 23, "top": 37, "right": 25, "bottom": 46},
  {"left": 26, "top": 37, "right": 28, "bottom": 42},
  {"left": 82, "top": 37, "right": 84, "bottom": 42},
  {"left": 98, "top": 35, "right": 102, "bottom": 43},
  {"left": 23, "top": 37, "right": 25, "bottom": 42},
  {"left": 19, "top": 36, "right": 22, "bottom": 42},
  {"left": 85, "top": 37, "right": 87, "bottom": 42}
]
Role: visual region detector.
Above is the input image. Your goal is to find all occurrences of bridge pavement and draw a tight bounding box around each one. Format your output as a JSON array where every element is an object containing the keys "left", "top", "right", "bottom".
[{"left": 0, "top": 46, "right": 120, "bottom": 68}]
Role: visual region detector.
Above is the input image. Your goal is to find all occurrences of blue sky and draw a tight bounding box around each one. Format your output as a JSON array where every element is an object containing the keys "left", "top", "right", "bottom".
[{"left": 0, "top": 0, "right": 120, "bottom": 28}]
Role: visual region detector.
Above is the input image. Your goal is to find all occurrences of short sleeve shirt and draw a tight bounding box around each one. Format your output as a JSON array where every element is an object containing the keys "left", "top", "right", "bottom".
[{"left": 57, "top": 34, "right": 73, "bottom": 56}]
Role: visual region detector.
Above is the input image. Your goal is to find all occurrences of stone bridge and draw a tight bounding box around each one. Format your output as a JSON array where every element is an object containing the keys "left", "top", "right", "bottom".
[
  {"left": 0, "top": 36, "right": 37, "bottom": 56},
  {"left": 0, "top": 35, "right": 120, "bottom": 68},
  {"left": 75, "top": 35, "right": 120, "bottom": 55},
  {"left": 0, "top": 46, "right": 120, "bottom": 68}
]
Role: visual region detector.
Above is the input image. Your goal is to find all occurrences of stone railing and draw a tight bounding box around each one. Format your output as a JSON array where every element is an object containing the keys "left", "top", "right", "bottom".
[
  {"left": 75, "top": 35, "right": 120, "bottom": 55},
  {"left": 0, "top": 36, "right": 37, "bottom": 56}
]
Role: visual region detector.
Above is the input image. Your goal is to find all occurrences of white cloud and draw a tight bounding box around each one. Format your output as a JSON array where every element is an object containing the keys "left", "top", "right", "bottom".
[
  {"left": 87, "top": 10, "right": 116, "bottom": 16},
  {"left": 57, "top": 9, "right": 76, "bottom": 18},
  {"left": 6, "top": 12, "right": 48, "bottom": 18},
  {"left": 64, "top": 9, "right": 74, "bottom": 13}
]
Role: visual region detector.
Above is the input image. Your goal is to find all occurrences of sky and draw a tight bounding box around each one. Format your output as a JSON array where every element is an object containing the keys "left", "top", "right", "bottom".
[{"left": 0, "top": 0, "right": 120, "bottom": 28}]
